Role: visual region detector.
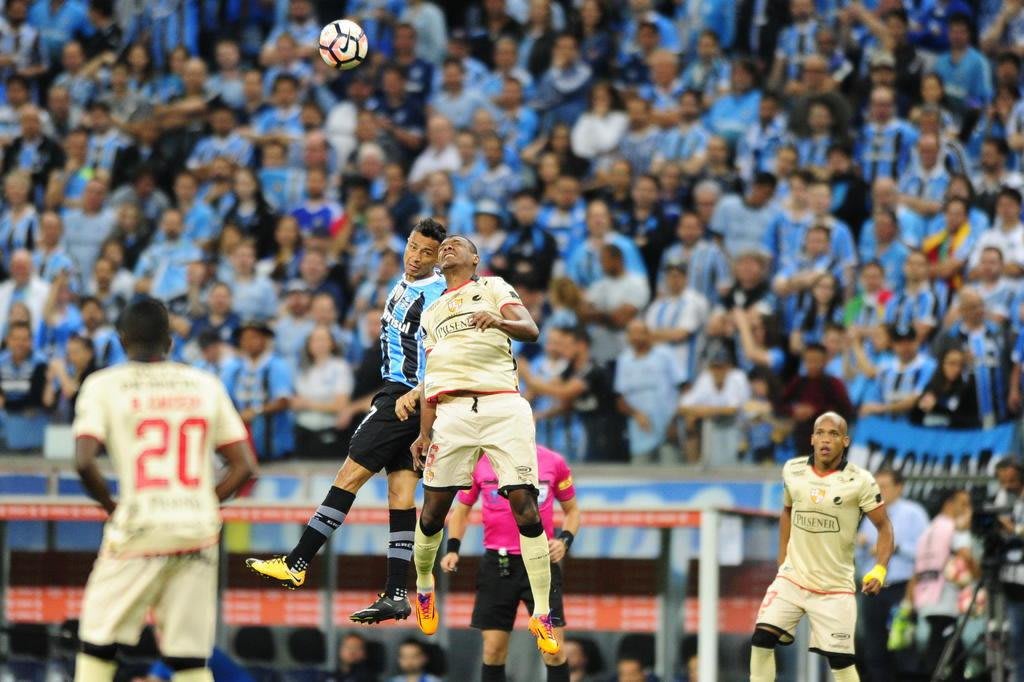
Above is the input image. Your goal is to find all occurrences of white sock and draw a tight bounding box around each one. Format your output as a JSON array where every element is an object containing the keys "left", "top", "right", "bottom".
[
  {"left": 413, "top": 521, "right": 442, "bottom": 592},
  {"left": 749, "top": 646, "right": 776, "bottom": 682},
  {"left": 74, "top": 653, "right": 116, "bottom": 682}
]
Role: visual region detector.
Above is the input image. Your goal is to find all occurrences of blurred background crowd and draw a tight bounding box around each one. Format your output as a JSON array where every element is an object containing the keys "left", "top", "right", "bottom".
[{"left": 2, "top": 0, "right": 1024, "bottom": 465}]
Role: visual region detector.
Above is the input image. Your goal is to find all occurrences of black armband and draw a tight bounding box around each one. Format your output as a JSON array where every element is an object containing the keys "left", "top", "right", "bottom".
[
  {"left": 558, "top": 530, "right": 575, "bottom": 551},
  {"left": 446, "top": 538, "right": 461, "bottom": 555}
]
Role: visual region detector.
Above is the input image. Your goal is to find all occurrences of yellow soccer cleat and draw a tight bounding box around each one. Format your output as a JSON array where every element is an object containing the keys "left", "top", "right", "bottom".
[
  {"left": 245, "top": 556, "right": 305, "bottom": 589},
  {"left": 529, "top": 614, "right": 560, "bottom": 654},
  {"left": 414, "top": 590, "right": 439, "bottom": 635}
]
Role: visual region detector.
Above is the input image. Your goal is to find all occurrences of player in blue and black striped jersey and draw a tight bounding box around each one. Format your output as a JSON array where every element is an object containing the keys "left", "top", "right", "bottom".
[{"left": 246, "top": 218, "right": 448, "bottom": 624}]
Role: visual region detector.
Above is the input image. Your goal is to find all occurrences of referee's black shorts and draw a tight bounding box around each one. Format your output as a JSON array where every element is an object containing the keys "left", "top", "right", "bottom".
[
  {"left": 470, "top": 550, "right": 565, "bottom": 631},
  {"left": 347, "top": 382, "right": 420, "bottom": 474}
]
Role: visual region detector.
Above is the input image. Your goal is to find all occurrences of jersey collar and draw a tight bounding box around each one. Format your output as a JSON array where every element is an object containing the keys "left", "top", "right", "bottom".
[
  {"left": 443, "top": 274, "right": 480, "bottom": 294},
  {"left": 806, "top": 454, "right": 848, "bottom": 477}
]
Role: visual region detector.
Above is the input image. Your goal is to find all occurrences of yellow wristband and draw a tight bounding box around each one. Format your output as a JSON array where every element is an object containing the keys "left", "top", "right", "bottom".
[{"left": 862, "top": 564, "right": 887, "bottom": 587}]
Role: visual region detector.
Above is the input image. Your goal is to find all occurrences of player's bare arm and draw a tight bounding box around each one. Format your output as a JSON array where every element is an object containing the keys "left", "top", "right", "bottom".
[
  {"left": 411, "top": 384, "right": 438, "bottom": 469},
  {"left": 470, "top": 303, "right": 540, "bottom": 342},
  {"left": 440, "top": 500, "right": 473, "bottom": 573},
  {"left": 861, "top": 505, "right": 894, "bottom": 596},
  {"left": 75, "top": 436, "right": 116, "bottom": 515},
  {"left": 215, "top": 440, "right": 258, "bottom": 502},
  {"left": 777, "top": 505, "right": 792, "bottom": 566},
  {"left": 550, "top": 496, "right": 580, "bottom": 564}
]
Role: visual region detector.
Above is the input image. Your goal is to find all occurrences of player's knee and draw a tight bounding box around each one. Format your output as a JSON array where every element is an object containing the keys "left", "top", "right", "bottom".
[
  {"left": 481, "top": 637, "right": 509, "bottom": 664},
  {"left": 335, "top": 458, "right": 371, "bottom": 491},
  {"left": 826, "top": 653, "right": 856, "bottom": 670},
  {"left": 506, "top": 488, "right": 539, "bottom": 522},
  {"left": 751, "top": 627, "right": 781, "bottom": 650},
  {"left": 81, "top": 641, "right": 118, "bottom": 661}
]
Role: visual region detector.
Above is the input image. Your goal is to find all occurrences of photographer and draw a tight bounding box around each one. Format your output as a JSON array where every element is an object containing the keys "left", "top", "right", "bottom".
[{"left": 993, "top": 458, "right": 1024, "bottom": 682}]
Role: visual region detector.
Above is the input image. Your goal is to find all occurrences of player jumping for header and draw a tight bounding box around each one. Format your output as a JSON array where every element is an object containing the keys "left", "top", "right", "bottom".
[
  {"left": 409, "top": 235, "right": 560, "bottom": 655},
  {"left": 246, "top": 218, "right": 447, "bottom": 624},
  {"left": 72, "top": 298, "right": 257, "bottom": 681},
  {"left": 749, "top": 411, "right": 894, "bottom": 682}
]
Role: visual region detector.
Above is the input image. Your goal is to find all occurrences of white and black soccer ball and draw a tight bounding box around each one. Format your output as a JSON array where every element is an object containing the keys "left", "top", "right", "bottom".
[{"left": 318, "top": 19, "right": 369, "bottom": 71}]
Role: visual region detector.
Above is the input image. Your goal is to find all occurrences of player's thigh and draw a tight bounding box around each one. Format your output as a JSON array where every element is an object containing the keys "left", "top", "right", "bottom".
[
  {"left": 481, "top": 395, "right": 539, "bottom": 493},
  {"left": 347, "top": 392, "right": 418, "bottom": 475},
  {"left": 806, "top": 591, "right": 857, "bottom": 656},
  {"left": 755, "top": 578, "right": 805, "bottom": 644},
  {"left": 423, "top": 401, "right": 480, "bottom": 491},
  {"left": 80, "top": 554, "right": 167, "bottom": 647},
  {"left": 521, "top": 561, "right": 566, "bottom": 627},
  {"left": 470, "top": 553, "right": 521, "bottom": 632},
  {"left": 153, "top": 546, "right": 219, "bottom": 659}
]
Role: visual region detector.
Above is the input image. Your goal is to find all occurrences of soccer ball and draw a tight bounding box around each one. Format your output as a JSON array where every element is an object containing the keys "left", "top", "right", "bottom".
[{"left": 318, "top": 19, "right": 368, "bottom": 71}]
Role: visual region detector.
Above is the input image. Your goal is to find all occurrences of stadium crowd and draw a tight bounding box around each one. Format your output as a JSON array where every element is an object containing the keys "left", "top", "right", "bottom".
[{"left": 1, "top": 0, "right": 1024, "bottom": 464}]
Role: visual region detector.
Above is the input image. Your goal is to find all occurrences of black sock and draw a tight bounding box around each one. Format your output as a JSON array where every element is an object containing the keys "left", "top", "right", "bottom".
[
  {"left": 481, "top": 663, "right": 507, "bottom": 682},
  {"left": 286, "top": 486, "right": 355, "bottom": 570},
  {"left": 546, "top": 662, "right": 569, "bottom": 682},
  {"left": 518, "top": 521, "right": 544, "bottom": 538},
  {"left": 386, "top": 508, "right": 416, "bottom": 599}
]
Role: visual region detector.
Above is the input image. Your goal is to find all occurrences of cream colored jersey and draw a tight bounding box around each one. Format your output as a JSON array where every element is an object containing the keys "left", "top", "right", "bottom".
[
  {"left": 421, "top": 275, "right": 524, "bottom": 401},
  {"left": 780, "top": 456, "right": 883, "bottom": 593},
  {"left": 72, "top": 362, "right": 248, "bottom": 557}
]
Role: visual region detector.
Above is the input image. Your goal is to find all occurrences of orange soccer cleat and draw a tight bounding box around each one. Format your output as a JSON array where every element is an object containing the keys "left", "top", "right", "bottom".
[
  {"left": 529, "top": 613, "right": 560, "bottom": 654},
  {"left": 414, "top": 590, "right": 439, "bottom": 635}
]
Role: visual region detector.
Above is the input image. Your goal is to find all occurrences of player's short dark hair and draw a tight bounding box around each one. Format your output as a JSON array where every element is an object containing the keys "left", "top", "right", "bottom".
[
  {"left": 118, "top": 297, "right": 170, "bottom": 355},
  {"left": 948, "top": 12, "right": 972, "bottom": 30},
  {"left": 875, "top": 466, "right": 904, "bottom": 486},
  {"left": 5, "top": 74, "right": 29, "bottom": 91},
  {"left": 996, "top": 457, "right": 1024, "bottom": 478},
  {"left": 412, "top": 217, "right": 447, "bottom": 244},
  {"left": 79, "top": 296, "right": 103, "bottom": 312},
  {"left": 89, "top": 0, "right": 113, "bottom": 17},
  {"left": 555, "top": 325, "right": 590, "bottom": 346},
  {"left": 449, "top": 235, "right": 478, "bottom": 254},
  {"left": 804, "top": 342, "right": 827, "bottom": 355}
]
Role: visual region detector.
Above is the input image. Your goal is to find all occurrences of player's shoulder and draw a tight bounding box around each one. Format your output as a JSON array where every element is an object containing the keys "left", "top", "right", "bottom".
[
  {"left": 843, "top": 460, "right": 879, "bottom": 486},
  {"left": 782, "top": 455, "right": 810, "bottom": 477}
]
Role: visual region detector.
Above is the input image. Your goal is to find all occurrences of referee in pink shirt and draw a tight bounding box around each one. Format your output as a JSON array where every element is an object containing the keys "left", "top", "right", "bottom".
[{"left": 440, "top": 445, "right": 581, "bottom": 682}]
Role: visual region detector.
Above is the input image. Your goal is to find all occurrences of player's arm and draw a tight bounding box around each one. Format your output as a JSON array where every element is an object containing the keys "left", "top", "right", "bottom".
[
  {"left": 550, "top": 495, "right": 580, "bottom": 564},
  {"left": 395, "top": 383, "right": 420, "bottom": 421},
  {"left": 777, "top": 505, "right": 792, "bottom": 567},
  {"left": 861, "top": 505, "right": 895, "bottom": 595},
  {"left": 411, "top": 383, "right": 438, "bottom": 469},
  {"left": 215, "top": 439, "right": 258, "bottom": 502},
  {"left": 471, "top": 302, "right": 540, "bottom": 341},
  {"left": 75, "top": 436, "right": 116, "bottom": 515}
]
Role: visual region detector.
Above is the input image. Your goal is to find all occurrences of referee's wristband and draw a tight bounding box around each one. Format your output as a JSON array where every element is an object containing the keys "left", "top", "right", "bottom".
[
  {"left": 446, "top": 538, "right": 461, "bottom": 555},
  {"left": 558, "top": 530, "right": 575, "bottom": 551}
]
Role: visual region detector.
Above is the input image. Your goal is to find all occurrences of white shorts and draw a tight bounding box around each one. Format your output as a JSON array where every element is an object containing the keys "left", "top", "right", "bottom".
[
  {"left": 424, "top": 393, "right": 538, "bottom": 493},
  {"left": 79, "top": 545, "right": 219, "bottom": 658},
  {"left": 756, "top": 576, "right": 857, "bottom": 655}
]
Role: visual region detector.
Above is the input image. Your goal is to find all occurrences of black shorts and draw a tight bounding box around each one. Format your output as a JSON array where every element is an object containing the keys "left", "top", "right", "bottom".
[
  {"left": 470, "top": 550, "right": 565, "bottom": 631},
  {"left": 347, "top": 382, "right": 420, "bottom": 474}
]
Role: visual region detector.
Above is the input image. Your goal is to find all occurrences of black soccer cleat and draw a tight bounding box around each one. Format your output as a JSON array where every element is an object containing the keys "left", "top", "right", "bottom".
[{"left": 349, "top": 593, "right": 412, "bottom": 624}]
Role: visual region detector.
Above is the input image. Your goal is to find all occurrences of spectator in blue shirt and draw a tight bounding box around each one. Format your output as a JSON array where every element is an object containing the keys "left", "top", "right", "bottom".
[
  {"left": 899, "top": 132, "right": 951, "bottom": 220},
  {"left": 770, "top": 0, "right": 821, "bottom": 88},
  {"left": 291, "top": 167, "right": 342, "bottom": 237},
  {"left": 679, "top": 30, "right": 732, "bottom": 103},
  {"left": 252, "top": 74, "right": 304, "bottom": 147},
  {"left": 0, "top": 320, "right": 47, "bottom": 417},
  {"left": 710, "top": 172, "right": 779, "bottom": 258},
  {"left": 27, "top": 0, "right": 93, "bottom": 65},
  {"left": 187, "top": 103, "right": 255, "bottom": 176},
  {"left": 931, "top": 13, "right": 993, "bottom": 110},
  {"left": 225, "top": 239, "right": 278, "bottom": 321},
  {"left": 134, "top": 208, "right": 204, "bottom": 302},
  {"left": 705, "top": 58, "right": 761, "bottom": 145},
  {"left": 429, "top": 57, "right": 493, "bottom": 130},
  {"left": 857, "top": 85, "right": 918, "bottom": 185},
  {"left": 52, "top": 40, "right": 96, "bottom": 109},
  {"left": 77, "top": 295, "right": 125, "bottom": 368},
  {"left": 637, "top": 49, "right": 684, "bottom": 129},
  {"left": 224, "top": 319, "right": 294, "bottom": 460},
  {"left": 532, "top": 33, "right": 592, "bottom": 132},
  {"left": 173, "top": 170, "right": 220, "bottom": 246}
]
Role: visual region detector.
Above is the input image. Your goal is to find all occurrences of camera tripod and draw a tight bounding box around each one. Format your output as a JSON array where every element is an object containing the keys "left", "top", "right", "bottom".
[{"left": 930, "top": 559, "right": 1008, "bottom": 682}]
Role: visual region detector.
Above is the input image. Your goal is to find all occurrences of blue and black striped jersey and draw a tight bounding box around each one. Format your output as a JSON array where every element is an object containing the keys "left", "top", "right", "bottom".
[{"left": 380, "top": 273, "right": 446, "bottom": 388}]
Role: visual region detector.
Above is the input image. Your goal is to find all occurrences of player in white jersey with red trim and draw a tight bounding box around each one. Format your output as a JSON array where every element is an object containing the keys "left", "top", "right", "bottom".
[
  {"left": 72, "top": 298, "right": 256, "bottom": 682},
  {"left": 749, "top": 411, "right": 894, "bottom": 682},
  {"left": 408, "top": 235, "right": 560, "bottom": 656}
]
